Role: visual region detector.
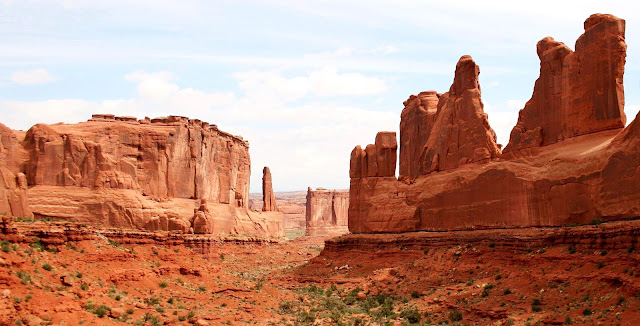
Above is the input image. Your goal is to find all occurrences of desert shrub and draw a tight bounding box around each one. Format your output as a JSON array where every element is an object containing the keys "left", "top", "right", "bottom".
[
  {"left": 568, "top": 245, "right": 576, "bottom": 254},
  {"left": 400, "top": 308, "right": 421, "bottom": 324},
  {"left": 159, "top": 282, "right": 167, "bottom": 288},
  {"left": 16, "top": 271, "right": 31, "bottom": 285},
  {"left": 411, "top": 290, "right": 421, "bottom": 298},
  {"left": 279, "top": 301, "right": 293, "bottom": 313},
  {"left": 94, "top": 305, "right": 110, "bottom": 318},
  {"left": 449, "top": 309, "right": 463, "bottom": 322},
  {"left": 30, "top": 239, "right": 45, "bottom": 252},
  {"left": 583, "top": 308, "right": 593, "bottom": 316},
  {"left": 42, "top": 263, "right": 53, "bottom": 271},
  {"left": 532, "top": 305, "right": 542, "bottom": 312},
  {"left": 503, "top": 289, "right": 512, "bottom": 295}
]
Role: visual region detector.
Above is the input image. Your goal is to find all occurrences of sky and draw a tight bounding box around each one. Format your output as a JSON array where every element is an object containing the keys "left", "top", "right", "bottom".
[{"left": 2, "top": 1, "right": 640, "bottom": 193}]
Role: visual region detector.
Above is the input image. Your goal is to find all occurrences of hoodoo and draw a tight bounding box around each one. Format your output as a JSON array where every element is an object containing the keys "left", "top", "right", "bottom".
[
  {"left": 349, "top": 14, "right": 640, "bottom": 234},
  {"left": 262, "top": 166, "right": 278, "bottom": 212},
  {"left": 0, "top": 115, "right": 284, "bottom": 238}
]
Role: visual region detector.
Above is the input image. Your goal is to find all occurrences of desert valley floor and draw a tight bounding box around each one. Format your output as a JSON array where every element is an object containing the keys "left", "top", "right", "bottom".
[{"left": 2, "top": 220, "right": 640, "bottom": 326}]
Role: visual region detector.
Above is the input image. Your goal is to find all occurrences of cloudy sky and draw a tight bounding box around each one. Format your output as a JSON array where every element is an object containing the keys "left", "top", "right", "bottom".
[{"left": 2, "top": 1, "right": 640, "bottom": 192}]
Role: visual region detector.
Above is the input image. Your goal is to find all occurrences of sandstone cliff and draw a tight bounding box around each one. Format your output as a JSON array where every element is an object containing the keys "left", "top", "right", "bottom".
[
  {"left": 0, "top": 123, "right": 31, "bottom": 219},
  {"left": 504, "top": 14, "right": 626, "bottom": 152},
  {"left": 305, "top": 187, "right": 349, "bottom": 237},
  {"left": 0, "top": 115, "right": 284, "bottom": 238},
  {"left": 349, "top": 14, "right": 640, "bottom": 234},
  {"left": 418, "top": 55, "right": 501, "bottom": 175}
]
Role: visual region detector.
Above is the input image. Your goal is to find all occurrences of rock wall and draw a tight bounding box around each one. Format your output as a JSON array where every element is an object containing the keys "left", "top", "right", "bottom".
[
  {"left": 504, "top": 14, "right": 626, "bottom": 152},
  {"left": 0, "top": 115, "right": 284, "bottom": 238},
  {"left": 349, "top": 14, "right": 640, "bottom": 234},
  {"left": 305, "top": 187, "right": 349, "bottom": 237},
  {"left": 0, "top": 123, "right": 32, "bottom": 219},
  {"left": 399, "top": 91, "right": 438, "bottom": 179}
]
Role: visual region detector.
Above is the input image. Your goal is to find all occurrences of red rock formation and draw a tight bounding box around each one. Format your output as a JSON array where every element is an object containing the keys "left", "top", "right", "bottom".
[
  {"left": 0, "top": 123, "right": 32, "bottom": 219},
  {"left": 0, "top": 116, "right": 284, "bottom": 238},
  {"left": 305, "top": 187, "right": 349, "bottom": 237},
  {"left": 350, "top": 132, "right": 397, "bottom": 178},
  {"left": 349, "top": 14, "right": 640, "bottom": 234},
  {"left": 504, "top": 14, "right": 627, "bottom": 152},
  {"left": 399, "top": 91, "right": 439, "bottom": 179},
  {"left": 418, "top": 55, "right": 501, "bottom": 174},
  {"left": 262, "top": 166, "right": 278, "bottom": 212},
  {"left": 249, "top": 191, "right": 306, "bottom": 234}
]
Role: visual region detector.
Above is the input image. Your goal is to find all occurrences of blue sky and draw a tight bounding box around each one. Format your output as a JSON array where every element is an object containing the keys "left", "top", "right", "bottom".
[{"left": 2, "top": 1, "right": 640, "bottom": 192}]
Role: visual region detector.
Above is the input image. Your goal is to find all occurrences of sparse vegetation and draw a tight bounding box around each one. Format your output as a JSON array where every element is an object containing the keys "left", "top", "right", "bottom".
[{"left": 449, "top": 309, "right": 463, "bottom": 322}]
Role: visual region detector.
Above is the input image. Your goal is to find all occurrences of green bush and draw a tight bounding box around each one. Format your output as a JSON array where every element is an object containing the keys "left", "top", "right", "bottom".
[
  {"left": 410, "top": 291, "right": 420, "bottom": 298},
  {"left": 400, "top": 308, "right": 421, "bottom": 324},
  {"left": 449, "top": 309, "right": 463, "bottom": 322},
  {"left": 94, "top": 305, "right": 110, "bottom": 318},
  {"left": 583, "top": 308, "right": 593, "bottom": 316},
  {"left": 42, "top": 263, "right": 53, "bottom": 271}
]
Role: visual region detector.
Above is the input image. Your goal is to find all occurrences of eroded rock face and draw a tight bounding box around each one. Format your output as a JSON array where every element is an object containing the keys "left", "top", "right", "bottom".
[
  {"left": 418, "top": 55, "right": 501, "bottom": 175},
  {"left": 399, "top": 91, "right": 439, "bottom": 179},
  {"left": 23, "top": 117, "right": 250, "bottom": 206},
  {"left": 504, "top": 14, "right": 627, "bottom": 152},
  {"left": 305, "top": 187, "right": 349, "bottom": 237},
  {"left": 349, "top": 14, "right": 640, "bottom": 234},
  {"left": 0, "top": 123, "right": 32, "bottom": 219},
  {"left": 0, "top": 116, "right": 284, "bottom": 238},
  {"left": 262, "top": 167, "right": 278, "bottom": 212},
  {"left": 350, "top": 132, "right": 397, "bottom": 178}
]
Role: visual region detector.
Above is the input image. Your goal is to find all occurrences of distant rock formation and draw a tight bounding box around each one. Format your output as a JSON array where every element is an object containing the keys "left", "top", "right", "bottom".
[
  {"left": 0, "top": 115, "right": 284, "bottom": 238},
  {"left": 504, "top": 14, "right": 626, "bottom": 152},
  {"left": 349, "top": 14, "right": 640, "bottom": 234},
  {"left": 305, "top": 187, "right": 349, "bottom": 237},
  {"left": 262, "top": 167, "right": 278, "bottom": 212}
]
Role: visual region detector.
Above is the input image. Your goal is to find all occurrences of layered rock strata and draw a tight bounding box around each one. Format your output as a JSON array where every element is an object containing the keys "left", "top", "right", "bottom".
[
  {"left": 349, "top": 14, "right": 640, "bottom": 234},
  {"left": 0, "top": 115, "right": 284, "bottom": 238},
  {"left": 305, "top": 188, "right": 349, "bottom": 237}
]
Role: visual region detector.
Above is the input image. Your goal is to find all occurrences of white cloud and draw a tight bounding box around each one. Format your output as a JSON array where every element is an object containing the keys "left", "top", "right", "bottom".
[
  {"left": 626, "top": 105, "right": 640, "bottom": 124},
  {"left": 232, "top": 67, "right": 387, "bottom": 100},
  {"left": 10, "top": 69, "right": 55, "bottom": 85},
  {"left": 506, "top": 99, "right": 526, "bottom": 110},
  {"left": 308, "top": 67, "right": 387, "bottom": 96},
  {"left": 0, "top": 69, "right": 395, "bottom": 192}
]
